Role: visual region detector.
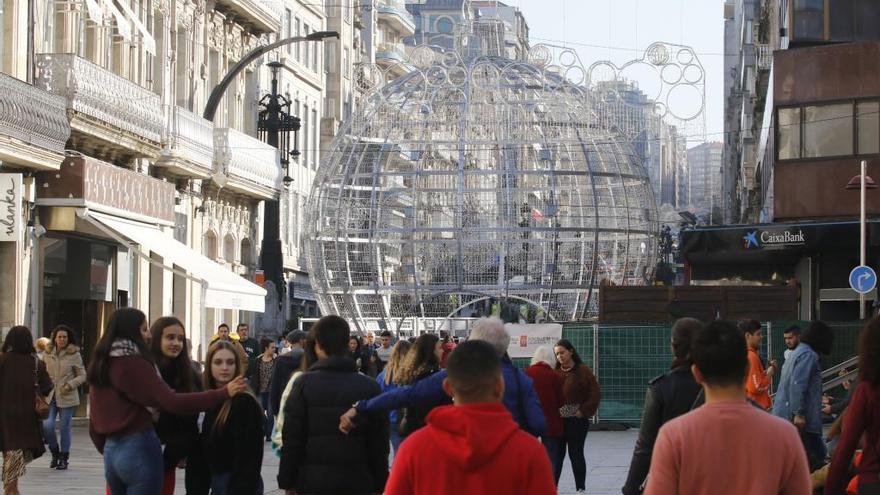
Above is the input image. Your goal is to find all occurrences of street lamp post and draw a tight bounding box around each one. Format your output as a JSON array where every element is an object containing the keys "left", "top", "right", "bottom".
[
  {"left": 202, "top": 31, "right": 339, "bottom": 312},
  {"left": 846, "top": 160, "right": 877, "bottom": 319}
]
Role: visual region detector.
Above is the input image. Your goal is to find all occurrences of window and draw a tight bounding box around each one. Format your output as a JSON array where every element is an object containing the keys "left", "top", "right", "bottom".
[
  {"left": 312, "top": 108, "right": 319, "bottom": 170},
  {"left": 294, "top": 18, "right": 301, "bottom": 61},
  {"left": 830, "top": 0, "right": 880, "bottom": 41},
  {"left": 312, "top": 41, "right": 319, "bottom": 73},
  {"left": 777, "top": 107, "right": 801, "bottom": 160},
  {"left": 803, "top": 103, "right": 852, "bottom": 158},
  {"left": 343, "top": 48, "right": 350, "bottom": 79},
  {"left": 302, "top": 103, "right": 309, "bottom": 168},
  {"left": 778, "top": 100, "right": 880, "bottom": 160},
  {"left": 858, "top": 101, "right": 879, "bottom": 155},
  {"left": 284, "top": 9, "right": 292, "bottom": 53},
  {"left": 793, "top": 0, "right": 824, "bottom": 40},
  {"left": 304, "top": 25, "right": 310, "bottom": 68}
]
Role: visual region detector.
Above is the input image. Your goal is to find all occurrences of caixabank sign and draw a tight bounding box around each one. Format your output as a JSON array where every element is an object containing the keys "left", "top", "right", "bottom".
[{"left": 742, "top": 229, "right": 806, "bottom": 250}]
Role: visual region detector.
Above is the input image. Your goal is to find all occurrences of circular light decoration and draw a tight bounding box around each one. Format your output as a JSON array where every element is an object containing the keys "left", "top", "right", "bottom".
[{"left": 305, "top": 45, "right": 659, "bottom": 331}]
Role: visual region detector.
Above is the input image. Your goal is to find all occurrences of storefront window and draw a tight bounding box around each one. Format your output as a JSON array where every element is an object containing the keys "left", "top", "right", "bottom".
[
  {"left": 803, "top": 103, "right": 853, "bottom": 158},
  {"left": 793, "top": 0, "right": 824, "bottom": 40},
  {"left": 857, "top": 101, "right": 879, "bottom": 155},
  {"left": 777, "top": 107, "right": 801, "bottom": 160}
]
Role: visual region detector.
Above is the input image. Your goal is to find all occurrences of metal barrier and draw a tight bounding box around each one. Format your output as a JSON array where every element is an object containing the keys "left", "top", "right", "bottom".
[{"left": 302, "top": 316, "right": 865, "bottom": 425}]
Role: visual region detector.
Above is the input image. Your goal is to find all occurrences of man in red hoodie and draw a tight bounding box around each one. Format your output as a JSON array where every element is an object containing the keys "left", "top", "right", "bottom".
[{"left": 385, "top": 340, "right": 556, "bottom": 495}]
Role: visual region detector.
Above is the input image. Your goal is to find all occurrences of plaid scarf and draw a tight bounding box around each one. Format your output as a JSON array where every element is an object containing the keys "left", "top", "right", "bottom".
[{"left": 109, "top": 339, "right": 141, "bottom": 357}]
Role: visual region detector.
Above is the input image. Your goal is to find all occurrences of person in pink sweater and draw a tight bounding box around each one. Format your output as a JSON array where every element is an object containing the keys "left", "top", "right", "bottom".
[{"left": 645, "top": 320, "right": 811, "bottom": 495}]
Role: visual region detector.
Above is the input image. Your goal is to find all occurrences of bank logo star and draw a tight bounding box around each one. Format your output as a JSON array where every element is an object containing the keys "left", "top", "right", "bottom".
[{"left": 743, "top": 231, "right": 759, "bottom": 249}]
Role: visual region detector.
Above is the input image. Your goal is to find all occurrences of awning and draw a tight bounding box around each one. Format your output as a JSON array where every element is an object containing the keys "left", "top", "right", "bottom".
[
  {"left": 83, "top": 0, "right": 105, "bottom": 25},
  {"left": 81, "top": 210, "right": 266, "bottom": 312},
  {"left": 101, "top": 0, "right": 132, "bottom": 41},
  {"left": 113, "top": 0, "right": 155, "bottom": 54}
]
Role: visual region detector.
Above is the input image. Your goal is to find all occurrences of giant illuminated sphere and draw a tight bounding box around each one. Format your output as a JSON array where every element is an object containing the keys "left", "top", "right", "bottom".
[{"left": 305, "top": 42, "right": 659, "bottom": 330}]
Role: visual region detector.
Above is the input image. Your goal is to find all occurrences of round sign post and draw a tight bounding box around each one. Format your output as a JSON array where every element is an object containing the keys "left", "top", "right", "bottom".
[{"left": 849, "top": 265, "right": 877, "bottom": 295}]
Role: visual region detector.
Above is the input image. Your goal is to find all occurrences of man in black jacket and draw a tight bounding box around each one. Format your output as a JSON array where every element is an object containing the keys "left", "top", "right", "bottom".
[
  {"left": 269, "top": 330, "right": 306, "bottom": 417},
  {"left": 278, "top": 316, "right": 389, "bottom": 495}
]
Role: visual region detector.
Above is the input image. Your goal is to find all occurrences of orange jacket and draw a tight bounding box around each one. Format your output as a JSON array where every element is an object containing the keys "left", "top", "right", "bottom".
[{"left": 746, "top": 347, "right": 772, "bottom": 410}]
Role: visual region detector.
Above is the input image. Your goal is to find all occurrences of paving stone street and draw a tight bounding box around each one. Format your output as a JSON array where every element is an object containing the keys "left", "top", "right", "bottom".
[{"left": 13, "top": 425, "right": 637, "bottom": 495}]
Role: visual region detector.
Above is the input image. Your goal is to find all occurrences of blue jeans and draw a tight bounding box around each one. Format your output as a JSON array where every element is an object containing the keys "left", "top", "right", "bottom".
[
  {"left": 259, "top": 392, "right": 272, "bottom": 440},
  {"left": 104, "top": 429, "right": 163, "bottom": 495},
  {"left": 541, "top": 436, "right": 563, "bottom": 485},
  {"left": 43, "top": 399, "right": 75, "bottom": 452}
]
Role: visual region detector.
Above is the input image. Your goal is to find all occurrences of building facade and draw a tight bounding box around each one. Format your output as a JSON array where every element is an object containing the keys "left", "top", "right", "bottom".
[{"left": 687, "top": 142, "right": 723, "bottom": 222}]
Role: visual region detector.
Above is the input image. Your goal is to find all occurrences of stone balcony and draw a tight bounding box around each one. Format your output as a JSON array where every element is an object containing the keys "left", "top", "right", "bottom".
[
  {"left": 214, "top": 0, "right": 282, "bottom": 34},
  {"left": 213, "top": 127, "right": 282, "bottom": 199},
  {"left": 156, "top": 106, "right": 215, "bottom": 179},
  {"left": 0, "top": 72, "right": 70, "bottom": 170},
  {"left": 377, "top": 0, "right": 416, "bottom": 36},
  {"left": 34, "top": 54, "right": 164, "bottom": 160},
  {"left": 376, "top": 42, "right": 414, "bottom": 77}
]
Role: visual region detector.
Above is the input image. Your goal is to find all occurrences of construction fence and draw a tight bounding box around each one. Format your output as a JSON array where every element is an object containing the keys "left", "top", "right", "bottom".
[{"left": 512, "top": 320, "right": 863, "bottom": 425}]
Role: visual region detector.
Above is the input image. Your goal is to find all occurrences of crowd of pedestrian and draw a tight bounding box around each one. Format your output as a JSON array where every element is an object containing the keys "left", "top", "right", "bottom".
[{"left": 3, "top": 308, "right": 880, "bottom": 495}]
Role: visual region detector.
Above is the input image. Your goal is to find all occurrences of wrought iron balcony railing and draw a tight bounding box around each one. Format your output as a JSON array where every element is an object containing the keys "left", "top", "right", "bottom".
[
  {"left": 377, "top": 0, "right": 416, "bottom": 35},
  {"left": 34, "top": 54, "right": 163, "bottom": 148},
  {"left": 159, "top": 106, "right": 215, "bottom": 177},
  {"left": 0, "top": 72, "right": 70, "bottom": 157},
  {"left": 214, "top": 127, "right": 282, "bottom": 198}
]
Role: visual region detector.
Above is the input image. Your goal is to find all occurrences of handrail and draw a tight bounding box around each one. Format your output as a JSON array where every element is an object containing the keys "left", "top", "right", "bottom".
[
  {"left": 823, "top": 369, "right": 858, "bottom": 393},
  {"left": 822, "top": 356, "right": 858, "bottom": 379}
]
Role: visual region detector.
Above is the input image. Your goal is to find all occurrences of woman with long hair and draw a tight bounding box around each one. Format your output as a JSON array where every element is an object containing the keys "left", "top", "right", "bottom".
[
  {"left": 249, "top": 337, "right": 277, "bottom": 441},
  {"left": 375, "top": 339, "right": 412, "bottom": 456},
  {"left": 554, "top": 338, "right": 601, "bottom": 494},
  {"left": 0, "top": 326, "right": 52, "bottom": 495},
  {"left": 42, "top": 324, "right": 86, "bottom": 470},
  {"left": 622, "top": 317, "right": 704, "bottom": 495},
  {"left": 525, "top": 345, "right": 565, "bottom": 484},
  {"left": 826, "top": 317, "right": 880, "bottom": 495},
  {"left": 150, "top": 316, "right": 210, "bottom": 495},
  {"left": 348, "top": 334, "right": 378, "bottom": 377},
  {"left": 202, "top": 341, "right": 265, "bottom": 494},
  {"left": 395, "top": 333, "right": 442, "bottom": 438},
  {"left": 88, "top": 308, "right": 246, "bottom": 494}
]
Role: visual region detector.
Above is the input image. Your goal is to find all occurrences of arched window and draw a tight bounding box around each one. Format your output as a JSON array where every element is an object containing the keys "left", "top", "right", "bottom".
[
  {"left": 203, "top": 231, "right": 218, "bottom": 259},
  {"left": 240, "top": 238, "right": 253, "bottom": 267},
  {"left": 224, "top": 234, "right": 235, "bottom": 263}
]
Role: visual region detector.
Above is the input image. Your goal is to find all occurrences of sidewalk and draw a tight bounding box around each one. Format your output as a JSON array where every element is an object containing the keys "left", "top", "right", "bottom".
[{"left": 18, "top": 426, "right": 637, "bottom": 494}]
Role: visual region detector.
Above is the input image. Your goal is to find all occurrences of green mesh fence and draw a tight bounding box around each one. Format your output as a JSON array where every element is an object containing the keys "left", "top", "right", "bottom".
[{"left": 538, "top": 320, "right": 867, "bottom": 425}]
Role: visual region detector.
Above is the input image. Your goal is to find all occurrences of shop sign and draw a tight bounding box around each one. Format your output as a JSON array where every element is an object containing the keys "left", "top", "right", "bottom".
[
  {"left": 742, "top": 228, "right": 806, "bottom": 250},
  {"left": 0, "top": 173, "right": 22, "bottom": 243}
]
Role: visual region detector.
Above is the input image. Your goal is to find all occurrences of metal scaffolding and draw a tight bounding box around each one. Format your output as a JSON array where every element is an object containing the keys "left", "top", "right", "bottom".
[{"left": 305, "top": 23, "right": 660, "bottom": 330}]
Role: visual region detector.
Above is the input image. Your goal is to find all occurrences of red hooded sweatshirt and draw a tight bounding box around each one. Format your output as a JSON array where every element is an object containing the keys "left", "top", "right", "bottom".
[{"left": 385, "top": 402, "right": 556, "bottom": 495}]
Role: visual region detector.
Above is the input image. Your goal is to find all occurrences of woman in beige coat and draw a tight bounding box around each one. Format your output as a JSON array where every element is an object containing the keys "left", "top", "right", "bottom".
[{"left": 41, "top": 325, "right": 86, "bottom": 470}]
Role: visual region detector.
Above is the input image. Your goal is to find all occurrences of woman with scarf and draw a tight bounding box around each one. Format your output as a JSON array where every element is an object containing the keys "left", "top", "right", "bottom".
[{"left": 87, "top": 308, "right": 247, "bottom": 494}]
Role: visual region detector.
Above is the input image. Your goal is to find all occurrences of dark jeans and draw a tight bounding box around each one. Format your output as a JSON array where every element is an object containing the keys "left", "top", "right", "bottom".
[
  {"left": 555, "top": 417, "right": 590, "bottom": 490},
  {"left": 259, "top": 392, "right": 273, "bottom": 440},
  {"left": 390, "top": 421, "right": 403, "bottom": 458},
  {"left": 104, "top": 429, "right": 163, "bottom": 495},
  {"left": 541, "top": 436, "right": 564, "bottom": 485},
  {"left": 799, "top": 430, "right": 827, "bottom": 472},
  {"left": 210, "top": 472, "right": 264, "bottom": 494}
]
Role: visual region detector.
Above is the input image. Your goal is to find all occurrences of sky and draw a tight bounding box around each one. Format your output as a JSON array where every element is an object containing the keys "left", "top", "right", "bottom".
[{"left": 513, "top": 0, "right": 726, "bottom": 143}]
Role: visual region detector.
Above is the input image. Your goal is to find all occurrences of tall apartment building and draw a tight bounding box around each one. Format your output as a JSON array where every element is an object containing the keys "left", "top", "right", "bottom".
[
  {"left": 687, "top": 142, "right": 723, "bottom": 222},
  {"left": 0, "top": 0, "right": 350, "bottom": 357}
]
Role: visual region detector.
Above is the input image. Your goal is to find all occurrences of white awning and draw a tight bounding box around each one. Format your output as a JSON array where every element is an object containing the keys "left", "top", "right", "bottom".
[
  {"left": 83, "top": 0, "right": 105, "bottom": 25},
  {"left": 113, "top": 0, "right": 155, "bottom": 54},
  {"left": 81, "top": 210, "right": 266, "bottom": 313},
  {"left": 101, "top": 0, "right": 132, "bottom": 41}
]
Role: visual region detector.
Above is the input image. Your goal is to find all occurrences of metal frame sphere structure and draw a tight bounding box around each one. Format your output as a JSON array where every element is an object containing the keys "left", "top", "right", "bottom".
[{"left": 305, "top": 40, "right": 659, "bottom": 331}]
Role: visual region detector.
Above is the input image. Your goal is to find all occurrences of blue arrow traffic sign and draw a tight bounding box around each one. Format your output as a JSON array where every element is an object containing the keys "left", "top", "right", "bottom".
[{"left": 850, "top": 265, "right": 877, "bottom": 294}]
